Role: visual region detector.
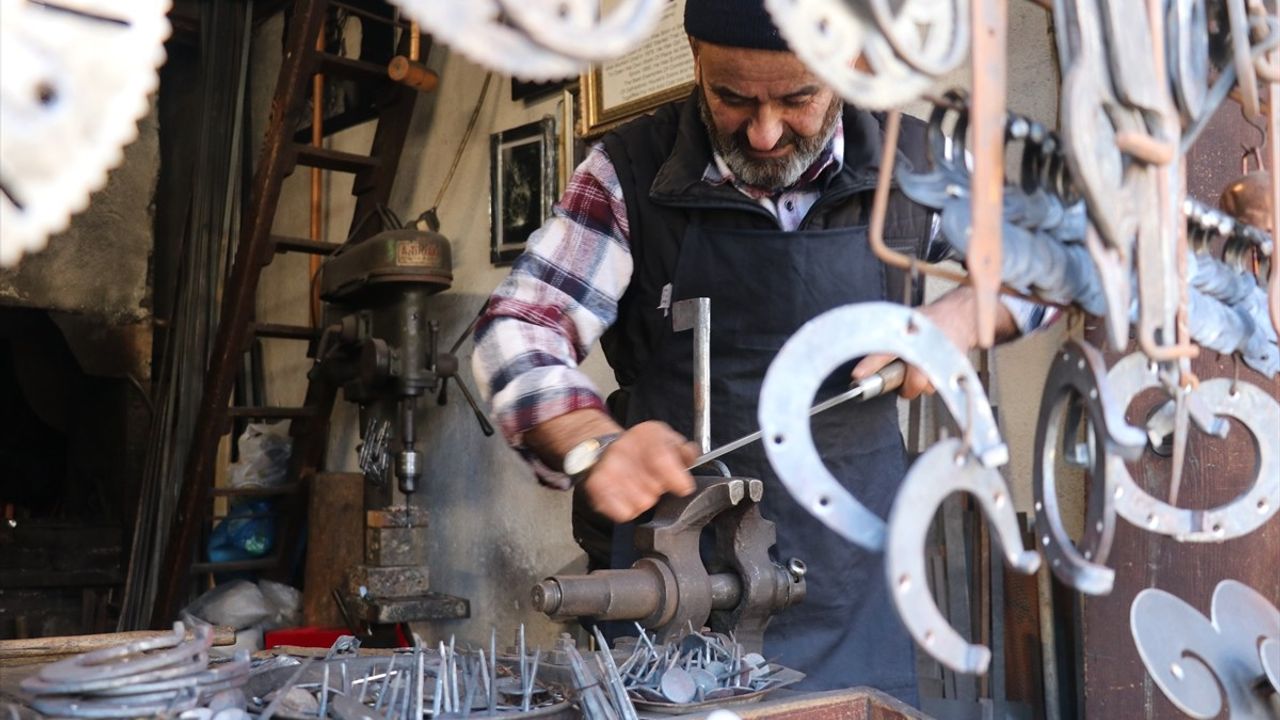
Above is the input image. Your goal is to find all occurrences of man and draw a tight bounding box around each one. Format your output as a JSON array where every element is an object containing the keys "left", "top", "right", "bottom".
[{"left": 473, "top": 0, "right": 1041, "bottom": 702}]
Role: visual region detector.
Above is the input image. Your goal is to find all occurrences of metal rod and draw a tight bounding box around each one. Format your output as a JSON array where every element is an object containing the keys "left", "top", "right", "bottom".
[
  {"left": 688, "top": 360, "right": 906, "bottom": 469},
  {"left": 968, "top": 0, "right": 1008, "bottom": 348}
]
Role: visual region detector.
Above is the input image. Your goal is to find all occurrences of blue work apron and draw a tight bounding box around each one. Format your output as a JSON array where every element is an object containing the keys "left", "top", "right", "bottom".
[{"left": 613, "top": 215, "right": 919, "bottom": 703}]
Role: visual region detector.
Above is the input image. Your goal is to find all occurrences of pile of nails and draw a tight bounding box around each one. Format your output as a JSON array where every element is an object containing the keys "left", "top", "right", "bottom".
[
  {"left": 576, "top": 624, "right": 789, "bottom": 713},
  {"left": 20, "top": 623, "right": 251, "bottom": 719},
  {"left": 248, "top": 628, "right": 563, "bottom": 720}
]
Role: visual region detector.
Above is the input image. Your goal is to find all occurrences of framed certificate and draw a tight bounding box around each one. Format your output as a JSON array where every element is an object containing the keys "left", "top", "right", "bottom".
[{"left": 579, "top": 0, "right": 696, "bottom": 136}]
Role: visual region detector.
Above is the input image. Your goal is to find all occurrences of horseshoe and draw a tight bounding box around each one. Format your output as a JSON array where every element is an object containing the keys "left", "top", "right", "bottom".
[
  {"left": 1032, "top": 340, "right": 1145, "bottom": 596},
  {"left": 1167, "top": 0, "right": 1210, "bottom": 125},
  {"left": 1131, "top": 579, "right": 1280, "bottom": 719},
  {"left": 886, "top": 439, "right": 1041, "bottom": 675},
  {"left": 865, "top": 0, "right": 969, "bottom": 77},
  {"left": 1227, "top": 0, "right": 1262, "bottom": 119},
  {"left": 1107, "top": 352, "right": 1280, "bottom": 542},
  {"left": 393, "top": 0, "right": 584, "bottom": 81},
  {"left": 496, "top": 0, "right": 666, "bottom": 63},
  {"left": 759, "top": 302, "right": 1007, "bottom": 551},
  {"left": 763, "top": 0, "right": 967, "bottom": 110}
]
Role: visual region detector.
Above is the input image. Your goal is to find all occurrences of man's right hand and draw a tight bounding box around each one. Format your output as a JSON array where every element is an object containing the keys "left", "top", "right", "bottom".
[
  {"left": 579, "top": 421, "right": 700, "bottom": 522},
  {"left": 525, "top": 409, "right": 698, "bottom": 523}
]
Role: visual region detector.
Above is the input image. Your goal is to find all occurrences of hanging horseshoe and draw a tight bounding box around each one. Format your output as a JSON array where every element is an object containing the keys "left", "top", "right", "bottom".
[
  {"left": 759, "top": 303, "right": 1007, "bottom": 551},
  {"left": 1167, "top": 0, "right": 1211, "bottom": 125},
  {"left": 763, "top": 0, "right": 968, "bottom": 110},
  {"left": 496, "top": 0, "right": 667, "bottom": 63},
  {"left": 1107, "top": 352, "right": 1280, "bottom": 542},
  {"left": 393, "top": 0, "right": 584, "bottom": 81},
  {"left": 1033, "top": 340, "right": 1146, "bottom": 596},
  {"left": 886, "top": 438, "right": 1041, "bottom": 675},
  {"left": 1131, "top": 579, "right": 1280, "bottom": 719},
  {"left": 865, "top": 0, "right": 969, "bottom": 77},
  {"left": 1227, "top": 0, "right": 1262, "bottom": 119}
]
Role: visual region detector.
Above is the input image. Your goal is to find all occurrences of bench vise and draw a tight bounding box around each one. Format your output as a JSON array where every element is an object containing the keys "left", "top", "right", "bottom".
[{"left": 531, "top": 475, "right": 806, "bottom": 653}]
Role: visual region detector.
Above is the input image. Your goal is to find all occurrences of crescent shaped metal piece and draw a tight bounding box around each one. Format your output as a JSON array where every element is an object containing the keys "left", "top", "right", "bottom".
[
  {"left": 763, "top": 0, "right": 950, "bottom": 110},
  {"left": 391, "top": 0, "right": 585, "bottom": 81},
  {"left": 759, "top": 303, "right": 1006, "bottom": 551},
  {"left": 1108, "top": 353, "right": 1280, "bottom": 542},
  {"left": 886, "top": 439, "right": 1041, "bottom": 675},
  {"left": 496, "top": 0, "right": 667, "bottom": 63},
  {"left": 1033, "top": 340, "right": 1146, "bottom": 596}
]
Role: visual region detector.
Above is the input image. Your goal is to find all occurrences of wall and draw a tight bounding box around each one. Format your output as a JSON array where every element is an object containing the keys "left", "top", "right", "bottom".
[
  {"left": 0, "top": 108, "right": 158, "bottom": 324},
  {"left": 255, "top": 4, "right": 1068, "bottom": 649}
]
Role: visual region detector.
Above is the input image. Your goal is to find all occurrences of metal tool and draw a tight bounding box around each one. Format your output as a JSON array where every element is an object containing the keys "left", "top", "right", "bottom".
[
  {"left": 1032, "top": 340, "right": 1145, "bottom": 596},
  {"left": 759, "top": 302, "right": 1008, "bottom": 552},
  {"left": 673, "top": 298, "right": 712, "bottom": 455},
  {"left": 1131, "top": 579, "right": 1280, "bottom": 718},
  {"left": 885, "top": 438, "right": 1040, "bottom": 675},
  {"left": 533, "top": 477, "right": 806, "bottom": 651},
  {"left": 688, "top": 360, "right": 907, "bottom": 472}
]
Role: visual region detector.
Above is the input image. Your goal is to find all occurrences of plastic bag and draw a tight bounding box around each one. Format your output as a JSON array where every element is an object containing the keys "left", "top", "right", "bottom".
[
  {"left": 207, "top": 499, "right": 276, "bottom": 562},
  {"left": 182, "top": 580, "right": 273, "bottom": 630},
  {"left": 228, "top": 422, "right": 292, "bottom": 489},
  {"left": 259, "top": 579, "right": 302, "bottom": 629}
]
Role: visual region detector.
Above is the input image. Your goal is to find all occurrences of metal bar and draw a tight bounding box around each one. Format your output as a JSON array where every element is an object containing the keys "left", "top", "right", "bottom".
[
  {"left": 968, "top": 0, "right": 1008, "bottom": 348},
  {"left": 672, "top": 298, "right": 712, "bottom": 454},
  {"left": 1271, "top": 42, "right": 1280, "bottom": 336}
]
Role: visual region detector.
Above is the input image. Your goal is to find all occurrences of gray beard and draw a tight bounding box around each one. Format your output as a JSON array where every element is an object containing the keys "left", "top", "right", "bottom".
[{"left": 698, "top": 88, "right": 842, "bottom": 192}]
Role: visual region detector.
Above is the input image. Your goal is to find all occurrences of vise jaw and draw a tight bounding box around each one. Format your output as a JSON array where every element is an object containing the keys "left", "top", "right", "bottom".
[{"left": 531, "top": 476, "right": 806, "bottom": 653}]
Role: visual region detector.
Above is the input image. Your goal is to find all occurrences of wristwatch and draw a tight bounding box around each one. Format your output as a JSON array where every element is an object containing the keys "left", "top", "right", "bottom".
[{"left": 563, "top": 433, "right": 621, "bottom": 486}]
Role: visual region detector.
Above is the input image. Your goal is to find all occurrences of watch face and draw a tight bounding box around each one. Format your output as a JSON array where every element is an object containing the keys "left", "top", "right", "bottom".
[{"left": 563, "top": 438, "right": 602, "bottom": 477}]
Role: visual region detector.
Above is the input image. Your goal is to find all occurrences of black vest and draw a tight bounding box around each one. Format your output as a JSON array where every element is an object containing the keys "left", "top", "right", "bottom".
[{"left": 599, "top": 96, "right": 936, "bottom": 394}]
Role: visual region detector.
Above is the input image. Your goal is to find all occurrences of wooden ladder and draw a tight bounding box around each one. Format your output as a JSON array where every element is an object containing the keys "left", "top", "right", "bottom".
[{"left": 152, "top": 0, "right": 431, "bottom": 627}]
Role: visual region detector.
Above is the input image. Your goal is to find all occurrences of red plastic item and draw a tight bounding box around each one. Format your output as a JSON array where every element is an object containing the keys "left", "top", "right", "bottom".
[{"left": 264, "top": 625, "right": 411, "bottom": 649}]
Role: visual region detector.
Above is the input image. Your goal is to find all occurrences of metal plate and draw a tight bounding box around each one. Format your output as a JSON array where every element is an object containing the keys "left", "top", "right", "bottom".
[{"left": 1131, "top": 579, "right": 1280, "bottom": 719}]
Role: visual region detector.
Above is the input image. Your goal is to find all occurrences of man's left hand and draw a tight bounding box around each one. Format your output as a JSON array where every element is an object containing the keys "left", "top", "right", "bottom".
[{"left": 850, "top": 286, "right": 1018, "bottom": 399}]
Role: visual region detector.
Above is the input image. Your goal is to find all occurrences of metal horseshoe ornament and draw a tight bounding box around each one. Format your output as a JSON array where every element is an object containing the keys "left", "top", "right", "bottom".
[
  {"left": 759, "top": 302, "right": 1009, "bottom": 551},
  {"left": 1033, "top": 340, "right": 1146, "bottom": 596},
  {"left": 1131, "top": 580, "right": 1280, "bottom": 719},
  {"left": 887, "top": 439, "right": 1041, "bottom": 675},
  {"left": 495, "top": 0, "right": 666, "bottom": 63},
  {"left": 389, "top": 0, "right": 586, "bottom": 81},
  {"left": 1107, "top": 352, "right": 1280, "bottom": 542},
  {"left": 763, "top": 0, "right": 969, "bottom": 110}
]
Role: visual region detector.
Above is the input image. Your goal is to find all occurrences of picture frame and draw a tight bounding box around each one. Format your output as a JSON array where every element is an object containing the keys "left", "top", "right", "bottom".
[
  {"left": 579, "top": 0, "right": 696, "bottom": 137},
  {"left": 490, "top": 116, "right": 559, "bottom": 265},
  {"left": 560, "top": 86, "right": 591, "bottom": 196}
]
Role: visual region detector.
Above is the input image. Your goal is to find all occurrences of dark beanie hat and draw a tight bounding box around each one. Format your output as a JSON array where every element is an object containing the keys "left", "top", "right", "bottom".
[{"left": 684, "top": 0, "right": 790, "bottom": 52}]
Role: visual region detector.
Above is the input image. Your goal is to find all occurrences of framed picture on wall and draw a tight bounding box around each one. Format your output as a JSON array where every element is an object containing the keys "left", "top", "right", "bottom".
[
  {"left": 490, "top": 116, "right": 558, "bottom": 265},
  {"left": 559, "top": 86, "right": 591, "bottom": 196},
  {"left": 580, "top": 0, "right": 695, "bottom": 136}
]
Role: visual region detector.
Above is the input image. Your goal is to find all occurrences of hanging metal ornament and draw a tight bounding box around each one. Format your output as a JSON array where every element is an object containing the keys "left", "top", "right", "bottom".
[
  {"left": 763, "top": 0, "right": 968, "bottom": 110},
  {"left": 0, "top": 0, "right": 171, "bottom": 268},
  {"left": 1131, "top": 580, "right": 1280, "bottom": 719}
]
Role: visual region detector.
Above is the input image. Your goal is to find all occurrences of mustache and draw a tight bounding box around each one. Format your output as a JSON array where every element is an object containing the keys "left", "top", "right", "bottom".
[{"left": 730, "top": 126, "right": 800, "bottom": 154}]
